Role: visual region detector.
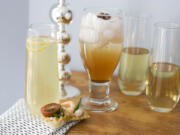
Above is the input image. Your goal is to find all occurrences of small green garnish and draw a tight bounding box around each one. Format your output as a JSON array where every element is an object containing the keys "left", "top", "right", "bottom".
[
  {"left": 53, "top": 113, "right": 60, "bottom": 118},
  {"left": 73, "top": 98, "right": 82, "bottom": 113},
  {"left": 60, "top": 107, "right": 64, "bottom": 117},
  {"left": 53, "top": 107, "right": 65, "bottom": 118}
]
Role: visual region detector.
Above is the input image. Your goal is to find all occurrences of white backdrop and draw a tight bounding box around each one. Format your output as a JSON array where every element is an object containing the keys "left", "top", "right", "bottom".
[{"left": 29, "top": 0, "right": 180, "bottom": 71}]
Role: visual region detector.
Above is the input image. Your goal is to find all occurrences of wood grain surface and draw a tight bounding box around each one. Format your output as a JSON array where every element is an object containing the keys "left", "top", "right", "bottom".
[{"left": 67, "top": 71, "right": 180, "bottom": 135}]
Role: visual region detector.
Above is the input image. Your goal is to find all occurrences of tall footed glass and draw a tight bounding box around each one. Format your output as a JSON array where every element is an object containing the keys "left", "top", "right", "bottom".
[{"left": 79, "top": 8, "right": 124, "bottom": 112}]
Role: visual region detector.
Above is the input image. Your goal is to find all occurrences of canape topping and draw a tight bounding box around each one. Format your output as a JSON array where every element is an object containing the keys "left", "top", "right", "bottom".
[
  {"left": 61, "top": 101, "right": 75, "bottom": 113},
  {"left": 41, "top": 98, "right": 84, "bottom": 119},
  {"left": 41, "top": 98, "right": 90, "bottom": 128},
  {"left": 41, "top": 103, "right": 61, "bottom": 117},
  {"left": 73, "top": 98, "right": 82, "bottom": 113},
  {"left": 74, "top": 108, "right": 83, "bottom": 117},
  {"left": 53, "top": 106, "right": 65, "bottom": 118}
]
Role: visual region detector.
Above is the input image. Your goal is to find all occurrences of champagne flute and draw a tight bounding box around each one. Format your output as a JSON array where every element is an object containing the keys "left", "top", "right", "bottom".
[
  {"left": 118, "top": 13, "right": 152, "bottom": 96},
  {"left": 146, "top": 22, "right": 180, "bottom": 112}
]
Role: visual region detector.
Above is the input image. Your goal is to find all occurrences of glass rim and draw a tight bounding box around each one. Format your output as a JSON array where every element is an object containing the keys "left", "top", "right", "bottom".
[
  {"left": 125, "top": 12, "right": 152, "bottom": 21},
  {"left": 28, "top": 23, "right": 57, "bottom": 30},
  {"left": 154, "top": 22, "right": 180, "bottom": 30},
  {"left": 82, "top": 7, "right": 124, "bottom": 17}
]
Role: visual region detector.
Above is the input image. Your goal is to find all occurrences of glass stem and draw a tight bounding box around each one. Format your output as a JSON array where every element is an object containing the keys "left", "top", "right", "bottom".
[
  {"left": 81, "top": 79, "right": 118, "bottom": 112},
  {"left": 89, "top": 81, "right": 110, "bottom": 102}
]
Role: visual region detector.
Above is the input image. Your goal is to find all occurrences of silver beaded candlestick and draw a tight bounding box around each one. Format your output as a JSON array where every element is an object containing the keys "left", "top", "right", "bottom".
[{"left": 50, "top": 0, "right": 80, "bottom": 99}]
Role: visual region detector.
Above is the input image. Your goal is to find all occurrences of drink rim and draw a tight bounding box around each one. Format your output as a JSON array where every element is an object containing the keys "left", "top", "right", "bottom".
[
  {"left": 154, "top": 22, "right": 180, "bottom": 30},
  {"left": 28, "top": 23, "right": 58, "bottom": 31},
  {"left": 82, "top": 7, "right": 124, "bottom": 17},
  {"left": 125, "top": 12, "right": 152, "bottom": 21}
]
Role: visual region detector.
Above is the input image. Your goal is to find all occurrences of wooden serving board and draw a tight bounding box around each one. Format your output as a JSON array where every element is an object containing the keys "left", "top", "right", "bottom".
[{"left": 67, "top": 71, "right": 180, "bottom": 135}]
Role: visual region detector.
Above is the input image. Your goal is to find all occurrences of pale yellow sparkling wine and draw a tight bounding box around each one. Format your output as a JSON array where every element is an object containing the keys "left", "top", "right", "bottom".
[
  {"left": 25, "top": 36, "right": 60, "bottom": 115},
  {"left": 118, "top": 47, "right": 149, "bottom": 95},
  {"left": 146, "top": 62, "right": 180, "bottom": 112}
]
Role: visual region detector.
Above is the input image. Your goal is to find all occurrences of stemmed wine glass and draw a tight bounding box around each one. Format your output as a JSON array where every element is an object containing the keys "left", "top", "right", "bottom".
[{"left": 79, "top": 8, "right": 124, "bottom": 112}]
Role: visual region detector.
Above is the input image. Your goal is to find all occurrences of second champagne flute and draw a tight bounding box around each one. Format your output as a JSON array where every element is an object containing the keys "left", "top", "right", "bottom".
[
  {"left": 146, "top": 22, "right": 180, "bottom": 112},
  {"left": 118, "top": 13, "right": 151, "bottom": 96}
]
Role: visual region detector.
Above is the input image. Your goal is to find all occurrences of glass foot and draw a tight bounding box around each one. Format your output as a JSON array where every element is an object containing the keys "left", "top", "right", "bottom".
[
  {"left": 121, "top": 90, "right": 143, "bottom": 96},
  {"left": 61, "top": 85, "right": 81, "bottom": 100},
  {"left": 82, "top": 97, "right": 118, "bottom": 112},
  {"left": 150, "top": 106, "right": 173, "bottom": 113}
]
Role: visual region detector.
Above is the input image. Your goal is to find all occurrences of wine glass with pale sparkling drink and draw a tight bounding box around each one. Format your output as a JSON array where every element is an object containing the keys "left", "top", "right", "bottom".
[
  {"left": 79, "top": 8, "right": 124, "bottom": 112},
  {"left": 146, "top": 22, "right": 180, "bottom": 113}
]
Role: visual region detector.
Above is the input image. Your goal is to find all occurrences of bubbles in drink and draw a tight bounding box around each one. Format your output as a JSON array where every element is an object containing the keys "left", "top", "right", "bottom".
[
  {"left": 25, "top": 36, "right": 60, "bottom": 115},
  {"left": 146, "top": 62, "right": 180, "bottom": 112},
  {"left": 118, "top": 47, "right": 149, "bottom": 95}
]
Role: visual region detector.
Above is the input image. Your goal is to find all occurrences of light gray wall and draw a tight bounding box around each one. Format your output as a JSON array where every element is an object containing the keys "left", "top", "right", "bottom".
[
  {"left": 29, "top": 0, "right": 144, "bottom": 71},
  {"left": 29, "top": 0, "right": 180, "bottom": 71},
  {"left": 0, "top": 0, "right": 29, "bottom": 114}
]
